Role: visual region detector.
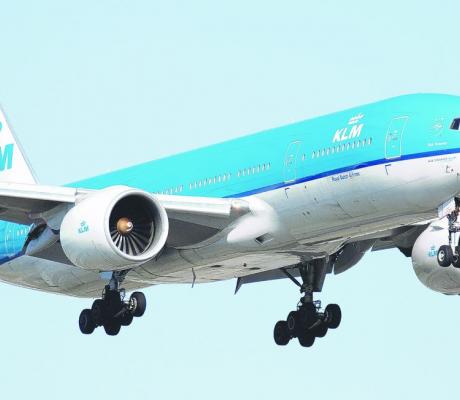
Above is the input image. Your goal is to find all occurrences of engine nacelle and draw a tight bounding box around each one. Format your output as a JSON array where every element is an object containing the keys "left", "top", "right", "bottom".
[
  {"left": 60, "top": 186, "right": 169, "bottom": 271},
  {"left": 412, "top": 217, "right": 460, "bottom": 294}
]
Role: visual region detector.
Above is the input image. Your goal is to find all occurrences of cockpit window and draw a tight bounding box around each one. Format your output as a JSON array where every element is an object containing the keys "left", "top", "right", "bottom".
[{"left": 450, "top": 118, "right": 460, "bottom": 130}]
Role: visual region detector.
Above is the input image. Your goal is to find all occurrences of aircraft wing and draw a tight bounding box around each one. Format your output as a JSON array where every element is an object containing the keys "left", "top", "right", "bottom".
[{"left": 0, "top": 182, "right": 250, "bottom": 248}]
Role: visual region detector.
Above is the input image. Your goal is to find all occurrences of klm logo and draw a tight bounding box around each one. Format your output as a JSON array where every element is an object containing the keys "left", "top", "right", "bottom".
[
  {"left": 428, "top": 246, "right": 437, "bottom": 257},
  {"left": 78, "top": 221, "right": 89, "bottom": 234},
  {"left": 0, "top": 144, "right": 13, "bottom": 171},
  {"left": 332, "top": 113, "right": 365, "bottom": 143}
]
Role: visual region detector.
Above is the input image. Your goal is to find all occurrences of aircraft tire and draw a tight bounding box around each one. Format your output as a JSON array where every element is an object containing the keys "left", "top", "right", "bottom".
[
  {"left": 79, "top": 309, "right": 96, "bottom": 334},
  {"left": 121, "top": 312, "right": 134, "bottom": 326},
  {"left": 311, "top": 323, "right": 328, "bottom": 338},
  {"left": 104, "top": 321, "right": 121, "bottom": 336},
  {"left": 438, "top": 245, "right": 453, "bottom": 267},
  {"left": 298, "top": 302, "right": 317, "bottom": 328},
  {"left": 274, "top": 320, "right": 290, "bottom": 345},
  {"left": 130, "top": 292, "right": 147, "bottom": 317},
  {"left": 91, "top": 299, "right": 105, "bottom": 326},
  {"left": 452, "top": 254, "right": 460, "bottom": 268},
  {"left": 287, "top": 311, "right": 299, "bottom": 336},
  {"left": 298, "top": 332, "right": 315, "bottom": 347},
  {"left": 324, "top": 304, "right": 341, "bottom": 329}
]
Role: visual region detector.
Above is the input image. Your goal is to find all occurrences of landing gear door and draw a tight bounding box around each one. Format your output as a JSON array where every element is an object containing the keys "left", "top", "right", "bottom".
[
  {"left": 284, "top": 141, "right": 301, "bottom": 183},
  {"left": 385, "top": 116, "right": 409, "bottom": 159}
]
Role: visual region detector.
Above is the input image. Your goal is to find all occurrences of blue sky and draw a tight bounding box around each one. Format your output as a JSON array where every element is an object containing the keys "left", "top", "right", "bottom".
[{"left": 0, "top": 1, "right": 459, "bottom": 398}]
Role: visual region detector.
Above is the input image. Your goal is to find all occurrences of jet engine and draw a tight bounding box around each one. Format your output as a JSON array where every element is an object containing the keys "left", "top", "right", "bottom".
[
  {"left": 60, "top": 186, "right": 169, "bottom": 271},
  {"left": 411, "top": 217, "right": 460, "bottom": 294}
]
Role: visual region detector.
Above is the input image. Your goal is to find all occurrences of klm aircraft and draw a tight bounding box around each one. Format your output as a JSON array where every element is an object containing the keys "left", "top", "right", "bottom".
[{"left": 1, "top": 93, "right": 460, "bottom": 347}]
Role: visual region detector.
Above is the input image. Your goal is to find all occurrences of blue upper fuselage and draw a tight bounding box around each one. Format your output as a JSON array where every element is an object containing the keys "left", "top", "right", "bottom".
[
  {"left": 72, "top": 93, "right": 460, "bottom": 198},
  {"left": 2, "top": 93, "right": 460, "bottom": 260}
]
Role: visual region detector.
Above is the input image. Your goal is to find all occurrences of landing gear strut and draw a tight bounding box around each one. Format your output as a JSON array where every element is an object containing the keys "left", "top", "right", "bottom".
[
  {"left": 438, "top": 201, "right": 460, "bottom": 268},
  {"left": 79, "top": 270, "right": 147, "bottom": 336},
  {"left": 273, "top": 261, "right": 341, "bottom": 347}
]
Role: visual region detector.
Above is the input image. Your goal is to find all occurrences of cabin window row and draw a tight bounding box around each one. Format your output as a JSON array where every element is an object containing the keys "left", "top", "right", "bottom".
[
  {"left": 309, "top": 137, "right": 373, "bottom": 160},
  {"left": 159, "top": 185, "right": 184, "bottom": 195},
  {"left": 160, "top": 162, "right": 272, "bottom": 194},
  {"left": 237, "top": 163, "right": 271, "bottom": 178},
  {"left": 189, "top": 172, "right": 232, "bottom": 190}
]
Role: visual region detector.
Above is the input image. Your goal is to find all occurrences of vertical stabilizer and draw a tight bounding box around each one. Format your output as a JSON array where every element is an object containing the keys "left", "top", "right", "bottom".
[{"left": 0, "top": 107, "right": 37, "bottom": 184}]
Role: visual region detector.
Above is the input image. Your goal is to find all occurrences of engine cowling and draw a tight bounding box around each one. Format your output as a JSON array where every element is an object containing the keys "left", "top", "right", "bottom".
[
  {"left": 60, "top": 186, "right": 169, "bottom": 271},
  {"left": 411, "top": 217, "right": 460, "bottom": 294}
]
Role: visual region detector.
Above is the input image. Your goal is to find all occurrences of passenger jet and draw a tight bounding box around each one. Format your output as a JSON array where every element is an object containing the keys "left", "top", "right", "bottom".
[{"left": 0, "top": 93, "right": 459, "bottom": 347}]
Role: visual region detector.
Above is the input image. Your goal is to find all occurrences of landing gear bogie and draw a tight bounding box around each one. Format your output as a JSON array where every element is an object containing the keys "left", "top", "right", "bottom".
[
  {"left": 78, "top": 271, "right": 148, "bottom": 336},
  {"left": 437, "top": 205, "right": 460, "bottom": 268},
  {"left": 273, "top": 261, "right": 342, "bottom": 347},
  {"left": 274, "top": 302, "right": 341, "bottom": 346}
]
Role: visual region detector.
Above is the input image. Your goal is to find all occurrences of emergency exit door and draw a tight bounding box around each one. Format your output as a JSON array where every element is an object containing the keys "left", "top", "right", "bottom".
[
  {"left": 385, "top": 116, "right": 409, "bottom": 159},
  {"left": 284, "top": 141, "right": 301, "bottom": 183}
]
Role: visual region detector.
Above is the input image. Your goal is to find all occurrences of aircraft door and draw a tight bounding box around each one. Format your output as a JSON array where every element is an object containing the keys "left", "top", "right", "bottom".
[
  {"left": 385, "top": 116, "right": 409, "bottom": 159},
  {"left": 284, "top": 141, "right": 301, "bottom": 183}
]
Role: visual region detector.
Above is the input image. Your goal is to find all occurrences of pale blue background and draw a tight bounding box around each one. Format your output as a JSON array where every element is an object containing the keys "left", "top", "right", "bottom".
[{"left": 0, "top": 1, "right": 458, "bottom": 398}]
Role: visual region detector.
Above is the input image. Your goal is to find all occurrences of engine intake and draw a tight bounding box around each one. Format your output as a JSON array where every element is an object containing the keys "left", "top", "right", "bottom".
[
  {"left": 60, "top": 186, "right": 169, "bottom": 271},
  {"left": 109, "top": 195, "right": 157, "bottom": 256}
]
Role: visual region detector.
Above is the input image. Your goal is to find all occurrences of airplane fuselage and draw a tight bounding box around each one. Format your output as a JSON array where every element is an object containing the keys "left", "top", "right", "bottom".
[{"left": 1, "top": 94, "right": 460, "bottom": 296}]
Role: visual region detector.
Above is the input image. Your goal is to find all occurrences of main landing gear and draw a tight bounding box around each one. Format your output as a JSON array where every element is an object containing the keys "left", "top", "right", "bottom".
[
  {"left": 438, "top": 203, "right": 460, "bottom": 268},
  {"left": 273, "top": 262, "right": 341, "bottom": 347},
  {"left": 78, "top": 271, "right": 147, "bottom": 336}
]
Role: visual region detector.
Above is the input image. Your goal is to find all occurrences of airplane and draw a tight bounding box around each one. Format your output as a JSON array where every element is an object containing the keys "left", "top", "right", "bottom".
[{"left": 0, "top": 93, "right": 459, "bottom": 347}]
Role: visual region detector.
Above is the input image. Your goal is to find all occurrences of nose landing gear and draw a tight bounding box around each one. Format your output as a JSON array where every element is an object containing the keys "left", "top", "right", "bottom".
[
  {"left": 79, "top": 271, "right": 147, "bottom": 336},
  {"left": 437, "top": 204, "right": 460, "bottom": 268},
  {"left": 274, "top": 261, "right": 341, "bottom": 347}
]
